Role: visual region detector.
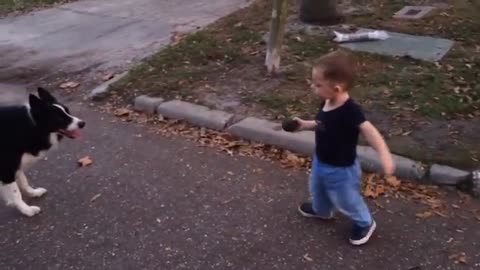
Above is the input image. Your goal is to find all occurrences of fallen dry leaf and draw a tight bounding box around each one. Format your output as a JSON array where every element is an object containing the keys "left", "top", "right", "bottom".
[
  {"left": 102, "top": 72, "right": 115, "bottom": 81},
  {"left": 449, "top": 252, "right": 467, "bottom": 264},
  {"left": 90, "top": 193, "right": 101, "bottom": 203},
  {"left": 285, "top": 152, "right": 300, "bottom": 162},
  {"left": 78, "top": 156, "right": 93, "bottom": 167},
  {"left": 170, "top": 31, "right": 186, "bottom": 45},
  {"left": 458, "top": 256, "right": 467, "bottom": 264},
  {"left": 385, "top": 175, "right": 401, "bottom": 188},
  {"left": 303, "top": 253, "right": 313, "bottom": 262},
  {"left": 434, "top": 210, "right": 449, "bottom": 218},
  {"left": 222, "top": 198, "right": 234, "bottom": 204},
  {"left": 375, "top": 184, "right": 386, "bottom": 196},
  {"left": 365, "top": 173, "right": 375, "bottom": 184},
  {"left": 60, "top": 81, "right": 80, "bottom": 89},
  {"left": 281, "top": 151, "right": 306, "bottom": 168},
  {"left": 294, "top": 36, "right": 304, "bottom": 42},
  {"left": 416, "top": 211, "right": 433, "bottom": 219},
  {"left": 254, "top": 168, "right": 263, "bottom": 174},
  {"left": 363, "top": 186, "right": 378, "bottom": 199},
  {"left": 114, "top": 108, "right": 131, "bottom": 117}
]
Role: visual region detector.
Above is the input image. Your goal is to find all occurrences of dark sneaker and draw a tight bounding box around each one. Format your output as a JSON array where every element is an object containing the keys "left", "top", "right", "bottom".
[
  {"left": 349, "top": 220, "right": 376, "bottom": 246},
  {"left": 298, "top": 202, "right": 333, "bottom": 219}
]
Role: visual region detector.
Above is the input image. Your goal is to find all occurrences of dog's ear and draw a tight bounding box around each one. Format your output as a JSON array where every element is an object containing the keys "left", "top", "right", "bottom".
[
  {"left": 37, "top": 87, "right": 57, "bottom": 103},
  {"left": 29, "top": 94, "right": 45, "bottom": 110}
]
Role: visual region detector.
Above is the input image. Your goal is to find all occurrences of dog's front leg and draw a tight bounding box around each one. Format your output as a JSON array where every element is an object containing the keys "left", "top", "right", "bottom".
[
  {"left": 16, "top": 171, "right": 47, "bottom": 197},
  {"left": 0, "top": 181, "right": 41, "bottom": 217}
]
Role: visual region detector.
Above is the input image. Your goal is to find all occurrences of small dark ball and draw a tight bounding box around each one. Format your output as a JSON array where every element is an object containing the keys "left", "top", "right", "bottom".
[{"left": 282, "top": 119, "right": 300, "bottom": 132}]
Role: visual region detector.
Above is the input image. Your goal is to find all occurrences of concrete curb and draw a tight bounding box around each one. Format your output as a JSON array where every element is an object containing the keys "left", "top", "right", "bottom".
[
  {"left": 89, "top": 72, "right": 128, "bottom": 101},
  {"left": 157, "top": 100, "right": 235, "bottom": 131},
  {"left": 429, "top": 164, "right": 470, "bottom": 185},
  {"left": 357, "top": 145, "right": 426, "bottom": 181},
  {"left": 134, "top": 95, "right": 165, "bottom": 114},
  {"left": 227, "top": 117, "right": 315, "bottom": 156},
  {"left": 131, "top": 95, "right": 476, "bottom": 194}
]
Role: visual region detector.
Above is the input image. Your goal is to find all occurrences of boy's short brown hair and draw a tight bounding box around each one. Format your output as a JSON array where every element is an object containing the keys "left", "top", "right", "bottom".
[{"left": 313, "top": 50, "right": 356, "bottom": 90}]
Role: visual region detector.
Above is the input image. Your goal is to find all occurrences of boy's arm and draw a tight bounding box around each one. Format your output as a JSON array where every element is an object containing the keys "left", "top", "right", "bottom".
[
  {"left": 293, "top": 118, "right": 317, "bottom": 131},
  {"left": 359, "top": 121, "right": 395, "bottom": 175}
]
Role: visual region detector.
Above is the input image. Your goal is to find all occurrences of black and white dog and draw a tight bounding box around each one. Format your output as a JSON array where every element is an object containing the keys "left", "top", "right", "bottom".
[{"left": 0, "top": 88, "right": 85, "bottom": 217}]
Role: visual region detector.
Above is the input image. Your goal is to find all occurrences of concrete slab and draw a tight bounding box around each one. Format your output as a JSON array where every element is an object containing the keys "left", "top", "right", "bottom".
[
  {"left": 473, "top": 170, "right": 480, "bottom": 197},
  {"left": 0, "top": 0, "right": 251, "bottom": 82},
  {"left": 157, "top": 100, "right": 234, "bottom": 131},
  {"left": 339, "top": 28, "right": 454, "bottom": 62},
  {"left": 134, "top": 95, "right": 165, "bottom": 114},
  {"left": 226, "top": 117, "right": 315, "bottom": 156},
  {"left": 429, "top": 164, "right": 470, "bottom": 185},
  {"left": 89, "top": 72, "right": 128, "bottom": 100},
  {"left": 393, "top": 6, "right": 435, "bottom": 20},
  {"left": 357, "top": 145, "right": 426, "bottom": 181}
]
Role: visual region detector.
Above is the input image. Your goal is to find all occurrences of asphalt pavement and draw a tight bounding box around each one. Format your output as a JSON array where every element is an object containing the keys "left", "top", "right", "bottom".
[{"left": 0, "top": 101, "right": 479, "bottom": 270}]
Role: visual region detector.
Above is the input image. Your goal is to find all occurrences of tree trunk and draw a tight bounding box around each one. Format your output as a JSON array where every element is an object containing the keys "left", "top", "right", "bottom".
[
  {"left": 265, "top": 0, "right": 288, "bottom": 75},
  {"left": 299, "top": 0, "right": 342, "bottom": 25}
]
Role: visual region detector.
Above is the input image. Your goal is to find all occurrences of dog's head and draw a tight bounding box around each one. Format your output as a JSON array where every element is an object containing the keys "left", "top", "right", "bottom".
[{"left": 29, "top": 87, "right": 85, "bottom": 139}]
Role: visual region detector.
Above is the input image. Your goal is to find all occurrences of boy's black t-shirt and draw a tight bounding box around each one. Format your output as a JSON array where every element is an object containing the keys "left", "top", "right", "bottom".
[{"left": 315, "top": 99, "right": 366, "bottom": 167}]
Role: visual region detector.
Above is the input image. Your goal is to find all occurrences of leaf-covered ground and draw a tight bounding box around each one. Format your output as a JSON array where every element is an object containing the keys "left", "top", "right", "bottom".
[
  {"left": 110, "top": 0, "right": 480, "bottom": 169},
  {"left": 102, "top": 104, "right": 480, "bottom": 224}
]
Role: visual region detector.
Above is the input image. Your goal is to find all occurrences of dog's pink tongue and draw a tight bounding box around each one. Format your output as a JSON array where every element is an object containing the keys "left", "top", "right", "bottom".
[{"left": 70, "top": 130, "right": 82, "bottom": 139}]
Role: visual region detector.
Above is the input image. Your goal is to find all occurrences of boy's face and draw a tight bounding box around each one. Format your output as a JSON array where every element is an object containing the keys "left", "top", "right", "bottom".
[{"left": 311, "top": 68, "right": 342, "bottom": 99}]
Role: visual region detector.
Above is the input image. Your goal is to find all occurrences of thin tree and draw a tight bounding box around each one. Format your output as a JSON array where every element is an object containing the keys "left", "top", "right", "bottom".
[
  {"left": 265, "top": 0, "right": 288, "bottom": 75},
  {"left": 265, "top": 0, "right": 341, "bottom": 74}
]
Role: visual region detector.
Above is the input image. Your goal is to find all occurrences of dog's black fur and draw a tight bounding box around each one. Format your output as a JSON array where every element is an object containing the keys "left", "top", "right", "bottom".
[{"left": 0, "top": 88, "right": 85, "bottom": 216}]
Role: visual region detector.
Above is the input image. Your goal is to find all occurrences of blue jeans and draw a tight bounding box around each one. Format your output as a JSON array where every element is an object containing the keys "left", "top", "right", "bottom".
[{"left": 309, "top": 156, "right": 372, "bottom": 228}]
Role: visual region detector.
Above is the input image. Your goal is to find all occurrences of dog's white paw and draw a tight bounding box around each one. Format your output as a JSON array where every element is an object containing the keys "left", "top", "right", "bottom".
[
  {"left": 21, "top": 206, "right": 41, "bottom": 217},
  {"left": 29, "top": 188, "right": 47, "bottom": 197}
]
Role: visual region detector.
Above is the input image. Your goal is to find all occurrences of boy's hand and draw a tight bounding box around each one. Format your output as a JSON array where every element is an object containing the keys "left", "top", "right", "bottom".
[
  {"left": 360, "top": 121, "right": 395, "bottom": 176},
  {"left": 382, "top": 155, "right": 395, "bottom": 176},
  {"left": 282, "top": 118, "right": 301, "bottom": 132},
  {"left": 294, "top": 117, "right": 318, "bottom": 131},
  {"left": 281, "top": 118, "right": 317, "bottom": 132}
]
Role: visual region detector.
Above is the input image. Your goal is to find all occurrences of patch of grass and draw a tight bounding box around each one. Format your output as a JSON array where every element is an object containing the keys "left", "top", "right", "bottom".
[
  {"left": 111, "top": 27, "right": 261, "bottom": 101},
  {"left": 247, "top": 89, "right": 318, "bottom": 119},
  {"left": 154, "top": 32, "right": 244, "bottom": 67},
  {"left": 285, "top": 34, "right": 331, "bottom": 60},
  {"left": 110, "top": 0, "right": 273, "bottom": 104},
  {"left": 353, "top": 48, "right": 480, "bottom": 117},
  {"left": 0, "top": 0, "right": 71, "bottom": 15}
]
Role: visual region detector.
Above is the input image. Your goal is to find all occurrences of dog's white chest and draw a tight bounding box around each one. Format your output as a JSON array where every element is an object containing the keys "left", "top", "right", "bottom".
[
  {"left": 20, "top": 153, "right": 44, "bottom": 170},
  {"left": 20, "top": 133, "right": 59, "bottom": 170}
]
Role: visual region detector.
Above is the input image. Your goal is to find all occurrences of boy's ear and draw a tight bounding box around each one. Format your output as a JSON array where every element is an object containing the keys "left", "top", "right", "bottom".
[
  {"left": 334, "top": 83, "right": 348, "bottom": 93},
  {"left": 37, "top": 87, "right": 57, "bottom": 103},
  {"left": 334, "top": 85, "right": 342, "bottom": 93}
]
